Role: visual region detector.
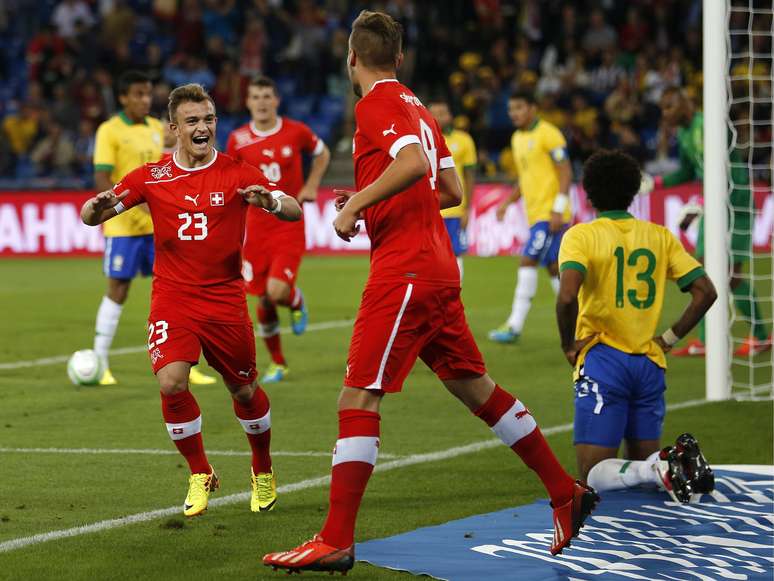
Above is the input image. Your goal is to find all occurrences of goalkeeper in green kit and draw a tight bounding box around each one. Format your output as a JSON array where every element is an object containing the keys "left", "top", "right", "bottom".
[{"left": 644, "top": 87, "right": 770, "bottom": 357}]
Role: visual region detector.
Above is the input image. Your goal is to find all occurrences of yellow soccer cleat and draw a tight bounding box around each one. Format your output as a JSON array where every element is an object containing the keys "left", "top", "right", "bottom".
[
  {"left": 189, "top": 365, "right": 217, "bottom": 385},
  {"left": 99, "top": 368, "right": 118, "bottom": 385},
  {"left": 260, "top": 363, "right": 288, "bottom": 384},
  {"left": 251, "top": 468, "right": 277, "bottom": 512},
  {"left": 183, "top": 467, "right": 220, "bottom": 517}
]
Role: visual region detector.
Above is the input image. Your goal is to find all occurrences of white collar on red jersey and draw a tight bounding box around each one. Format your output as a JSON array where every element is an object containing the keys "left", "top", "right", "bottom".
[
  {"left": 368, "top": 78, "right": 399, "bottom": 92},
  {"left": 250, "top": 117, "right": 283, "bottom": 137},
  {"left": 173, "top": 149, "right": 218, "bottom": 172}
]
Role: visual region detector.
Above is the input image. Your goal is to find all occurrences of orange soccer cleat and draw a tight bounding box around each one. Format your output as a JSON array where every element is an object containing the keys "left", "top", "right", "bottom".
[
  {"left": 550, "top": 481, "right": 600, "bottom": 556},
  {"left": 263, "top": 534, "right": 355, "bottom": 575},
  {"left": 671, "top": 338, "right": 705, "bottom": 357},
  {"left": 734, "top": 335, "right": 772, "bottom": 357}
]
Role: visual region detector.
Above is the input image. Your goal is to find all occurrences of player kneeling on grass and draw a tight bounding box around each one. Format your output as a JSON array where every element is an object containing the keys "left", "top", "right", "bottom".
[
  {"left": 262, "top": 11, "right": 598, "bottom": 576},
  {"left": 556, "top": 150, "right": 717, "bottom": 504},
  {"left": 81, "top": 83, "right": 302, "bottom": 517}
]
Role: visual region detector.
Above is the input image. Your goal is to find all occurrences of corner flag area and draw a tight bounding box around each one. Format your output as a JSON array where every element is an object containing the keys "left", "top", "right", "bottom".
[{"left": 359, "top": 466, "right": 774, "bottom": 580}]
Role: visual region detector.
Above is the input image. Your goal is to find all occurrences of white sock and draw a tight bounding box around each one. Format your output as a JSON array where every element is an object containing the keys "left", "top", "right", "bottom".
[
  {"left": 94, "top": 296, "right": 123, "bottom": 368},
  {"left": 586, "top": 452, "right": 661, "bottom": 492},
  {"left": 551, "top": 276, "right": 560, "bottom": 295},
  {"left": 506, "top": 267, "right": 538, "bottom": 333},
  {"left": 456, "top": 257, "right": 464, "bottom": 281}
]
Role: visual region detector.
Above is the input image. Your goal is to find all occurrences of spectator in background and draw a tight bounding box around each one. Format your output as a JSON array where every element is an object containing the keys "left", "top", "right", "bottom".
[
  {"left": 51, "top": 0, "right": 94, "bottom": 39},
  {"left": 100, "top": 0, "right": 135, "bottom": 53},
  {"left": 582, "top": 9, "right": 617, "bottom": 58},
  {"left": 94, "top": 68, "right": 116, "bottom": 117},
  {"left": 51, "top": 83, "right": 79, "bottom": 132},
  {"left": 176, "top": 0, "right": 204, "bottom": 55},
  {"left": 3, "top": 103, "right": 40, "bottom": 160},
  {"left": 77, "top": 80, "right": 107, "bottom": 125},
  {"left": 26, "top": 24, "right": 66, "bottom": 81},
  {"left": 239, "top": 17, "right": 266, "bottom": 79},
  {"left": 212, "top": 60, "right": 245, "bottom": 115},
  {"left": 604, "top": 76, "right": 640, "bottom": 126},
  {"left": 589, "top": 49, "right": 625, "bottom": 104},
  {"left": 163, "top": 54, "right": 215, "bottom": 89},
  {"left": 202, "top": 0, "right": 238, "bottom": 46},
  {"left": 73, "top": 118, "right": 95, "bottom": 176},
  {"left": 30, "top": 118, "right": 75, "bottom": 176},
  {"left": 618, "top": 6, "right": 649, "bottom": 54}
]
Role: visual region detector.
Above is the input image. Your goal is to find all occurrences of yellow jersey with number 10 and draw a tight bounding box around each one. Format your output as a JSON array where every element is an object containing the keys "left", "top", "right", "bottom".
[
  {"left": 440, "top": 129, "right": 477, "bottom": 219},
  {"left": 559, "top": 211, "right": 704, "bottom": 376},
  {"left": 511, "top": 118, "right": 570, "bottom": 225},
  {"left": 93, "top": 112, "right": 163, "bottom": 237}
]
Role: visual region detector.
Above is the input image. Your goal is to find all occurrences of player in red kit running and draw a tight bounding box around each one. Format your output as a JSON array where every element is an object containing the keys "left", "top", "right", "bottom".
[
  {"left": 227, "top": 76, "right": 331, "bottom": 384},
  {"left": 81, "top": 84, "right": 302, "bottom": 518},
  {"left": 263, "top": 11, "right": 598, "bottom": 575}
]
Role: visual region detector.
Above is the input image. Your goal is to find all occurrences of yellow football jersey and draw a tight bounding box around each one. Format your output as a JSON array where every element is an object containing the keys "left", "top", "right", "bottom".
[
  {"left": 440, "top": 129, "right": 477, "bottom": 219},
  {"left": 559, "top": 211, "right": 704, "bottom": 376},
  {"left": 511, "top": 119, "right": 570, "bottom": 225},
  {"left": 94, "top": 112, "right": 163, "bottom": 237}
]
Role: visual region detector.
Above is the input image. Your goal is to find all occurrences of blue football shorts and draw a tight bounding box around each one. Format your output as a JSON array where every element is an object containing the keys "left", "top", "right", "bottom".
[
  {"left": 573, "top": 343, "right": 666, "bottom": 448},
  {"left": 523, "top": 221, "right": 566, "bottom": 266},
  {"left": 443, "top": 217, "right": 467, "bottom": 257},
  {"left": 103, "top": 235, "right": 154, "bottom": 279}
]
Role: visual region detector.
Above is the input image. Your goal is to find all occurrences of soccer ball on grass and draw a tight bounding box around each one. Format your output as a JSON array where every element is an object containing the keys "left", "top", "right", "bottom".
[{"left": 67, "top": 349, "right": 104, "bottom": 386}]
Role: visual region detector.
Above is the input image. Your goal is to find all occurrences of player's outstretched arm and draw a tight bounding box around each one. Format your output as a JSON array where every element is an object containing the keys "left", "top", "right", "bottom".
[
  {"left": 438, "top": 167, "right": 463, "bottom": 210},
  {"left": 81, "top": 189, "right": 130, "bottom": 226},
  {"left": 655, "top": 275, "right": 717, "bottom": 353},
  {"left": 496, "top": 182, "right": 521, "bottom": 221},
  {"left": 238, "top": 185, "right": 302, "bottom": 221}
]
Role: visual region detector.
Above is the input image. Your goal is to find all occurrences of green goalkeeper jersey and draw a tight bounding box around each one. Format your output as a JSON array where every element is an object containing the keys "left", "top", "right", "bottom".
[{"left": 662, "top": 111, "right": 752, "bottom": 261}]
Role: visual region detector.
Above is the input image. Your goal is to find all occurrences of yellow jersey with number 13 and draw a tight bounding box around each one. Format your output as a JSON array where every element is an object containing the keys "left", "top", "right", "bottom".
[
  {"left": 559, "top": 211, "right": 704, "bottom": 376},
  {"left": 93, "top": 112, "right": 163, "bottom": 237},
  {"left": 511, "top": 118, "right": 570, "bottom": 225},
  {"left": 440, "top": 128, "right": 477, "bottom": 219}
]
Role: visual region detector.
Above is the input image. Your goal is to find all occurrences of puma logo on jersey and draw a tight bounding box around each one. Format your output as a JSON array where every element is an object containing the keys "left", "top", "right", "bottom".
[
  {"left": 238, "top": 370, "right": 251, "bottom": 377},
  {"left": 184, "top": 194, "right": 200, "bottom": 206},
  {"left": 382, "top": 123, "right": 397, "bottom": 136},
  {"left": 262, "top": 148, "right": 275, "bottom": 158},
  {"left": 515, "top": 409, "right": 531, "bottom": 420}
]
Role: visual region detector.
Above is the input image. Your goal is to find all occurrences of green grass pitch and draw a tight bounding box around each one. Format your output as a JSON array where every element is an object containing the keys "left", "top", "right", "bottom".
[{"left": 0, "top": 256, "right": 771, "bottom": 580}]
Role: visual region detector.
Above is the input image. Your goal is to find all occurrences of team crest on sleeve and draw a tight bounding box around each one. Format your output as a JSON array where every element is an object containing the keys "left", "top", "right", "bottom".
[
  {"left": 150, "top": 162, "right": 173, "bottom": 180},
  {"left": 210, "top": 192, "right": 225, "bottom": 206}
]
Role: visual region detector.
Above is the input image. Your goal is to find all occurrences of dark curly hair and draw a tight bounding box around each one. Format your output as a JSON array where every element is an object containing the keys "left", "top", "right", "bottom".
[{"left": 582, "top": 149, "right": 642, "bottom": 212}]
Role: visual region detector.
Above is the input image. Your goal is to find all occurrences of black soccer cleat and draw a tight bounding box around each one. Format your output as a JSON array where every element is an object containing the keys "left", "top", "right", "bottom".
[{"left": 675, "top": 433, "right": 715, "bottom": 495}]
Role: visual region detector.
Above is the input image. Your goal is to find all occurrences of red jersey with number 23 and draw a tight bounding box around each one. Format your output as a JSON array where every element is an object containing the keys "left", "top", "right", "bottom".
[
  {"left": 226, "top": 118, "right": 322, "bottom": 254},
  {"left": 354, "top": 79, "right": 459, "bottom": 286},
  {"left": 114, "top": 150, "right": 277, "bottom": 322}
]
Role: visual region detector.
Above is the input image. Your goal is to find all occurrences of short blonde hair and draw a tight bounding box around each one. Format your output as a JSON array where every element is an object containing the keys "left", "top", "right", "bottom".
[
  {"left": 350, "top": 10, "right": 403, "bottom": 69},
  {"left": 168, "top": 83, "right": 215, "bottom": 123}
]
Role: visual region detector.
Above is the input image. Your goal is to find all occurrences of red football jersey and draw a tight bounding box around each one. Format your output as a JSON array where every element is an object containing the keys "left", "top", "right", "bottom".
[
  {"left": 353, "top": 79, "right": 459, "bottom": 285},
  {"left": 115, "top": 150, "right": 279, "bottom": 321},
  {"left": 227, "top": 117, "right": 322, "bottom": 254}
]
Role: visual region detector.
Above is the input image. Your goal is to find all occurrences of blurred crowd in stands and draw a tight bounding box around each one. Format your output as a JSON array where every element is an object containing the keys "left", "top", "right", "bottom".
[{"left": 0, "top": 0, "right": 770, "bottom": 188}]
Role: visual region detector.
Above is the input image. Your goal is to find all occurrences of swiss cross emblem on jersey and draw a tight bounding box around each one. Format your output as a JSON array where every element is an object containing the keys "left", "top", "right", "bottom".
[
  {"left": 210, "top": 192, "right": 225, "bottom": 206},
  {"left": 281, "top": 145, "right": 293, "bottom": 158}
]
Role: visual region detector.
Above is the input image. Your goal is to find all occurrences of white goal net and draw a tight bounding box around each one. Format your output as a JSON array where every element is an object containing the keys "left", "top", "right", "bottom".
[{"left": 726, "top": 0, "right": 773, "bottom": 399}]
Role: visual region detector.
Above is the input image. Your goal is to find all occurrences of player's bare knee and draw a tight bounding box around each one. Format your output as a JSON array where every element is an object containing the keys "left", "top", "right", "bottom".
[
  {"left": 107, "top": 279, "right": 131, "bottom": 304},
  {"left": 443, "top": 374, "right": 495, "bottom": 410},
  {"left": 157, "top": 374, "right": 189, "bottom": 395},
  {"left": 229, "top": 382, "right": 255, "bottom": 404},
  {"left": 266, "top": 283, "right": 290, "bottom": 305},
  {"left": 338, "top": 386, "right": 381, "bottom": 412}
]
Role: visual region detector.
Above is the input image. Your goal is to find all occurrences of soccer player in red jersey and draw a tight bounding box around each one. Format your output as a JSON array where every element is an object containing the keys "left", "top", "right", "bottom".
[
  {"left": 81, "top": 84, "right": 302, "bottom": 518},
  {"left": 227, "top": 76, "right": 331, "bottom": 384},
  {"left": 263, "top": 11, "right": 598, "bottom": 575}
]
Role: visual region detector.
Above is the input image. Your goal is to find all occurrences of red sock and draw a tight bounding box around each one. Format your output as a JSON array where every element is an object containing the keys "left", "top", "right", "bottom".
[
  {"left": 233, "top": 386, "right": 272, "bottom": 473},
  {"left": 161, "top": 390, "right": 210, "bottom": 474},
  {"left": 257, "top": 303, "right": 285, "bottom": 365},
  {"left": 276, "top": 286, "right": 303, "bottom": 310},
  {"left": 475, "top": 385, "right": 574, "bottom": 506},
  {"left": 320, "top": 409, "right": 380, "bottom": 549}
]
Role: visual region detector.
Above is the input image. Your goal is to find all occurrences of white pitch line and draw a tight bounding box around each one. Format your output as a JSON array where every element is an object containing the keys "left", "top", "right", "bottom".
[
  {"left": 0, "top": 397, "right": 713, "bottom": 554},
  {"left": 0, "top": 319, "right": 354, "bottom": 371},
  {"left": 0, "top": 447, "right": 400, "bottom": 459}
]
